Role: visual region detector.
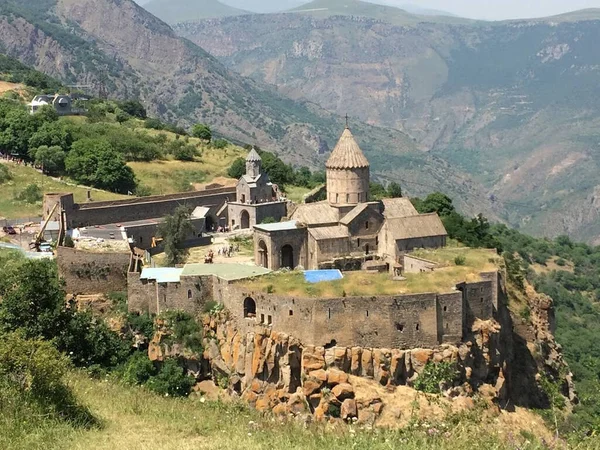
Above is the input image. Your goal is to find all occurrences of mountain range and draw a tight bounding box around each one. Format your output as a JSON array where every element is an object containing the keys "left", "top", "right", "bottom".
[
  {"left": 3, "top": 0, "right": 600, "bottom": 242},
  {"left": 174, "top": 2, "right": 600, "bottom": 243}
]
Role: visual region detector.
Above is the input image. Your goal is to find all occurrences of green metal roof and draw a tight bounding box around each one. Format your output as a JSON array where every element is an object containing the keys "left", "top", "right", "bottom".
[{"left": 181, "top": 263, "right": 271, "bottom": 281}]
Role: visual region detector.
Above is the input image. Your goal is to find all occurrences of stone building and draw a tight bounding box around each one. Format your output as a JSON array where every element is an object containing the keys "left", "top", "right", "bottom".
[
  {"left": 225, "top": 148, "right": 288, "bottom": 230},
  {"left": 253, "top": 127, "right": 447, "bottom": 271}
]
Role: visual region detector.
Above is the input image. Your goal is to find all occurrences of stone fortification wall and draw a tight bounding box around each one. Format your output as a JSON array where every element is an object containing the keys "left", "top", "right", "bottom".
[
  {"left": 215, "top": 281, "right": 472, "bottom": 349},
  {"left": 57, "top": 246, "right": 130, "bottom": 295},
  {"left": 128, "top": 272, "right": 215, "bottom": 315},
  {"left": 127, "top": 268, "right": 499, "bottom": 350},
  {"left": 44, "top": 188, "right": 235, "bottom": 228}
]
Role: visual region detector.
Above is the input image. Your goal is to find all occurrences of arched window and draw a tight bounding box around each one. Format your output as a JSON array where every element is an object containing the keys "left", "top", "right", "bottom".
[
  {"left": 243, "top": 297, "right": 256, "bottom": 318},
  {"left": 365, "top": 221, "right": 369, "bottom": 230},
  {"left": 187, "top": 289, "right": 192, "bottom": 300}
]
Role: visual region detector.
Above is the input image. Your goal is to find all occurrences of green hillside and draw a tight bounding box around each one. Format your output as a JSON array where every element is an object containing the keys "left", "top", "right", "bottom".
[{"left": 144, "top": 0, "right": 249, "bottom": 23}]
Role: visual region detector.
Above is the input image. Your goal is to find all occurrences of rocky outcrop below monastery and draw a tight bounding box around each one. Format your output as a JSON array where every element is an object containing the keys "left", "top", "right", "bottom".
[{"left": 146, "top": 278, "right": 576, "bottom": 425}]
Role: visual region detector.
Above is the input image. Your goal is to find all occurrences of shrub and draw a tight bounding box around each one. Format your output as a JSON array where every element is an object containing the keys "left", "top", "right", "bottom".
[
  {"left": 122, "top": 351, "right": 156, "bottom": 385},
  {"left": 159, "top": 310, "right": 203, "bottom": 354},
  {"left": 454, "top": 255, "right": 466, "bottom": 266},
  {"left": 127, "top": 312, "right": 154, "bottom": 341},
  {"left": 15, "top": 183, "right": 42, "bottom": 204},
  {"left": 63, "top": 235, "right": 75, "bottom": 248},
  {"left": 414, "top": 362, "right": 459, "bottom": 394},
  {"left": 260, "top": 217, "right": 276, "bottom": 224},
  {"left": 191, "top": 123, "right": 211, "bottom": 141},
  {"left": 556, "top": 258, "right": 567, "bottom": 267},
  {"left": 173, "top": 144, "right": 196, "bottom": 161},
  {"left": 0, "top": 163, "right": 12, "bottom": 183},
  {"left": 211, "top": 138, "right": 228, "bottom": 149},
  {"left": 146, "top": 359, "right": 194, "bottom": 397}
]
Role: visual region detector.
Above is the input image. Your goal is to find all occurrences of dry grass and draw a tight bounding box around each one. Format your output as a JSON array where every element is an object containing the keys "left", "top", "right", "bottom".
[
  {"left": 0, "top": 371, "right": 559, "bottom": 450},
  {"left": 241, "top": 248, "right": 501, "bottom": 297},
  {"left": 283, "top": 185, "right": 312, "bottom": 203},
  {"left": 0, "top": 162, "right": 125, "bottom": 220},
  {"left": 128, "top": 146, "right": 244, "bottom": 195},
  {"left": 531, "top": 256, "right": 574, "bottom": 275}
]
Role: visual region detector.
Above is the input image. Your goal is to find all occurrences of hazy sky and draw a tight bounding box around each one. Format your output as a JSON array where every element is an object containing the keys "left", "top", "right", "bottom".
[
  {"left": 376, "top": 0, "right": 600, "bottom": 20},
  {"left": 135, "top": 0, "right": 600, "bottom": 21}
]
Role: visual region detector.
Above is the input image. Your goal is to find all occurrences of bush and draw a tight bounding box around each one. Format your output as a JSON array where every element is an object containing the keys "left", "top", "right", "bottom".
[
  {"left": 454, "top": 255, "right": 466, "bottom": 266},
  {"left": 15, "top": 183, "right": 42, "bottom": 204},
  {"left": 63, "top": 235, "right": 75, "bottom": 248},
  {"left": 191, "top": 123, "right": 211, "bottom": 141},
  {"left": 122, "top": 351, "right": 156, "bottom": 385},
  {"left": 414, "top": 362, "right": 459, "bottom": 394},
  {"left": 227, "top": 157, "right": 245, "bottom": 179},
  {"left": 211, "top": 138, "right": 228, "bottom": 149},
  {"left": 146, "top": 359, "right": 194, "bottom": 397},
  {"left": 173, "top": 144, "right": 196, "bottom": 161},
  {"left": 159, "top": 310, "right": 203, "bottom": 354},
  {"left": 0, "top": 164, "right": 11, "bottom": 183}
]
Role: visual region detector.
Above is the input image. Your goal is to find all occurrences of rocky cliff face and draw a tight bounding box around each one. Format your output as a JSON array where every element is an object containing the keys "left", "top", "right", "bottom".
[{"left": 149, "top": 277, "right": 575, "bottom": 425}]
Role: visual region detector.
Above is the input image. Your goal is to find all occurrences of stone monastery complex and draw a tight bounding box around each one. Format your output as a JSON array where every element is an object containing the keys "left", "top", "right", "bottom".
[{"left": 46, "top": 127, "right": 502, "bottom": 352}]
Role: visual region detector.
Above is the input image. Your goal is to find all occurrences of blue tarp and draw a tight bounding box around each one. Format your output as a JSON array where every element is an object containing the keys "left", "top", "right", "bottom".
[{"left": 303, "top": 269, "right": 344, "bottom": 283}]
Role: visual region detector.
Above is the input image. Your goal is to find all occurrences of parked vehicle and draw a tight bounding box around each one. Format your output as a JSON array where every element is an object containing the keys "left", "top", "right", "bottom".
[{"left": 2, "top": 226, "right": 16, "bottom": 235}]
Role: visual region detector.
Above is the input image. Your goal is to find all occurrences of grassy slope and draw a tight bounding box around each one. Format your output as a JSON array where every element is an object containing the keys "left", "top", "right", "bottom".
[
  {"left": 0, "top": 371, "right": 549, "bottom": 450},
  {"left": 0, "top": 162, "right": 126, "bottom": 220}
]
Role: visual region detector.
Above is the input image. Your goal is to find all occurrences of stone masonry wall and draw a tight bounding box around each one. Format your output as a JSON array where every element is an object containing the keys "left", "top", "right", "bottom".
[
  {"left": 57, "top": 246, "right": 130, "bottom": 295},
  {"left": 48, "top": 188, "right": 235, "bottom": 228}
]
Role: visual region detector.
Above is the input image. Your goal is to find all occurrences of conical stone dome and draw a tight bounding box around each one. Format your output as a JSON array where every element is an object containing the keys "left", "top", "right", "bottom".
[
  {"left": 326, "top": 127, "right": 370, "bottom": 206},
  {"left": 246, "top": 147, "right": 262, "bottom": 162},
  {"left": 326, "top": 127, "right": 370, "bottom": 170}
]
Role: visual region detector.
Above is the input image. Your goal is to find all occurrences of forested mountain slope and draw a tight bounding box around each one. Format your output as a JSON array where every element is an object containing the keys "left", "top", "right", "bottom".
[
  {"left": 0, "top": 0, "right": 499, "bottom": 219},
  {"left": 177, "top": 11, "right": 600, "bottom": 243}
]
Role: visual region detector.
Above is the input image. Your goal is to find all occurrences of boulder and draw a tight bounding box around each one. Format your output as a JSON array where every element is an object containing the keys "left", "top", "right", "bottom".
[
  {"left": 308, "top": 369, "right": 328, "bottom": 382},
  {"left": 361, "top": 349, "right": 373, "bottom": 377},
  {"left": 327, "top": 368, "right": 349, "bottom": 385},
  {"left": 302, "top": 346, "right": 325, "bottom": 372},
  {"left": 332, "top": 383, "right": 354, "bottom": 401},
  {"left": 410, "top": 349, "right": 433, "bottom": 373},
  {"left": 350, "top": 347, "right": 362, "bottom": 375},
  {"left": 194, "top": 380, "right": 219, "bottom": 401},
  {"left": 303, "top": 377, "right": 324, "bottom": 397},
  {"left": 341, "top": 398, "right": 357, "bottom": 420}
]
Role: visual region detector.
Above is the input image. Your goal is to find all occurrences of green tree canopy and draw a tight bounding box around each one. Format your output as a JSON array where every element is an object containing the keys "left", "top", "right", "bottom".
[
  {"left": 65, "top": 138, "right": 136, "bottom": 193},
  {"left": 191, "top": 123, "right": 211, "bottom": 141},
  {"left": 387, "top": 182, "right": 402, "bottom": 198},
  {"left": 158, "top": 206, "right": 194, "bottom": 266},
  {"left": 30, "top": 145, "right": 65, "bottom": 175},
  {"left": 227, "top": 157, "right": 245, "bottom": 179},
  {"left": 117, "top": 100, "right": 147, "bottom": 119},
  {"left": 28, "top": 121, "right": 73, "bottom": 151}
]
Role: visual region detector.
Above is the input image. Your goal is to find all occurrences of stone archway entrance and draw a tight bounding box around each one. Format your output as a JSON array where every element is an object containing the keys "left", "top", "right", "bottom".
[
  {"left": 243, "top": 297, "right": 256, "bottom": 318},
  {"left": 281, "top": 244, "right": 294, "bottom": 269},
  {"left": 240, "top": 210, "right": 250, "bottom": 229},
  {"left": 258, "top": 240, "right": 269, "bottom": 268}
]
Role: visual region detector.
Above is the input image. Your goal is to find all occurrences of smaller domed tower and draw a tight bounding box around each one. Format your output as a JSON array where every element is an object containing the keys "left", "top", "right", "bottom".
[
  {"left": 246, "top": 147, "right": 262, "bottom": 178},
  {"left": 326, "top": 127, "right": 370, "bottom": 206}
]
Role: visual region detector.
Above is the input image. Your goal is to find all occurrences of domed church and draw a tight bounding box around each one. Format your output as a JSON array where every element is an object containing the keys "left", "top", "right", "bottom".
[{"left": 253, "top": 126, "right": 448, "bottom": 271}]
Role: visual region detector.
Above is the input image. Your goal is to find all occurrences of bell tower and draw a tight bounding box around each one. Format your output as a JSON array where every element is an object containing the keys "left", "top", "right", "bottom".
[{"left": 246, "top": 147, "right": 262, "bottom": 178}]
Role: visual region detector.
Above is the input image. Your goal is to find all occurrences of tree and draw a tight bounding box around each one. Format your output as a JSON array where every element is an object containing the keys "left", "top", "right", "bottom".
[
  {"left": 31, "top": 145, "right": 65, "bottom": 175},
  {"left": 145, "top": 359, "right": 195, "bottom": 397},
  {"left": 117, "top": 100, "right": 147, "bottom": 119},
  {"left": 211, "top": 138, "right": 228, "bottom": 149},
  {"left": 173, "top": 144, "right": 196, "bottom": 161},
  {"left": 94, "top": 150, "right": 137, "bottom": 194},
  {"left": 387, "top": 182, "right": 402, "bottom": 198},
  {"left": 115, "top": 108, "right": 130, "bottom": 124},
  {"left": 65, "top": 138, "right": 136, "bottom": 193},
  {"left": 28, "top": 121, "right": 73, "bottom": 151},
  {"left": 415, "top": 192, "right": 455, "bottom": 216},
  {"left": 191, "top": 123, "right": 211, "bottom": 141},
  {"left": 158, "top": 206, "right": 194, "bottom": 266},
  {"left": 369, "top": 182, "right": 387, "bottom": 201},
  {"left": 227, "top": 157, "right": 245, "bottom": 179}
]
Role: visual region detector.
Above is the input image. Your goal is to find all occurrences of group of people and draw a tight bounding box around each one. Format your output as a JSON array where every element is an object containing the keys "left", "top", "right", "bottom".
[
  {"left": 204, "top": 243, "right": 241, "bottom": 264},
  {"left": 218, "top": 244, "right": 240, "bottom": 258}
]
